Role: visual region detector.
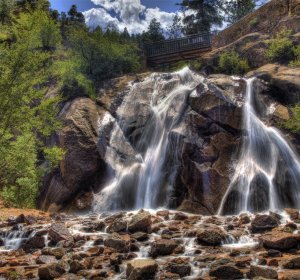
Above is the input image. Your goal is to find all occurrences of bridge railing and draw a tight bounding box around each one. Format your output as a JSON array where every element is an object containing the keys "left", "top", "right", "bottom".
[{"left": 143, "top": 32, "right": 212, "bottom": 58}]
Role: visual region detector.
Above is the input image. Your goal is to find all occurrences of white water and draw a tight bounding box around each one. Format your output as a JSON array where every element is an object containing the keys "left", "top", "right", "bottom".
[
  {"left": 94, "top": 68, "right": 203, "bottom": 211},
  {"left": 218, "top": 78, "right": 300, "bottom": 215}
]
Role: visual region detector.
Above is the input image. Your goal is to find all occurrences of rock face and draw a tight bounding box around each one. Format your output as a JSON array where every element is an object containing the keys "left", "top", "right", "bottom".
[
  {"left": 38, "top": 65, "right": 300, "bottom": 215},
  {"left": 251, "top": 215, "right": 280, "bottom": 233},
  {"left": 126, "top": 259, "right": 158, "bottom": 280}
]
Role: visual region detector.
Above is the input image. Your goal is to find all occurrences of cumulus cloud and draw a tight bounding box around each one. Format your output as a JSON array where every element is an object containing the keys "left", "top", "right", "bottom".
[{"left": 83, "top": 0, "right": 177, "bottom": 34}]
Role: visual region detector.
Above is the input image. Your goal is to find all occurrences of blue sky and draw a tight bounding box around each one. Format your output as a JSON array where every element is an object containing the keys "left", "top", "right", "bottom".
[
  {"left": 49, "top": 0, "right": 181, "bottom": 34},
  {"left": 49, "top": 0, "right": 179, "bottom": 13}
]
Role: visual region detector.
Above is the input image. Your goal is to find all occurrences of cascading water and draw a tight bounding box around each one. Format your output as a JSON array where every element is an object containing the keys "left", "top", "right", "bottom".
[
  {"left": 94, "top": 68, "right": 203, "bottom": 211},
  {"left": 218, "top": 77, "right": 300, "bottom": 215}
]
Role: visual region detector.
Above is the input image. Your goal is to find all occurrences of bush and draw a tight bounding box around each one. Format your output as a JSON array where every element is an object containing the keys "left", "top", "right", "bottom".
[
  {"left": 267, "top": 30, "right": 294, "bottom": 63},
  {"left": 283, "top": 104, "right": 300, "bottom": 133},
  {"left": 289, "top": 45, "right": 300, "bottom": 67},
  {"left": 218, "top": 51, "right": 250, "bottom": 75}
]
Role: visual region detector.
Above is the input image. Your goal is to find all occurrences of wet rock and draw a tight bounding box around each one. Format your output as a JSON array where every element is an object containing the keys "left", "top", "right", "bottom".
[
  {"left": 131, "top": 232, "right": 149, "bottom": 242},
  {"left": 150, "top": 239, "right": 179, "bottom": 258},
  {"left": 38, "top": 262, "right": 67, "bottom": 280},
  {"left": 107, "top": 219, "right": 127, "bottom": 233},
  {"left": 248, "top": 265, "right": 278, "bottom": 279},
  {"left": 22, "top": 235, "right": 45, "bottom": 251},
  {"left": 196, "top": 226, "right": 228, "bottom": 245},
  {"left": 260, "top": 231, "right": 300, "bottom": 250},
  {"left": 42, "top": 247, "right": 66, "bottom": 259},
  {"left": 283, "top": 222, "right": 298, "bottom": 233},
  {"left": 210, "top": 259, "right": 243, "bottom": 279},
  {"left": 81, "top": 221, "right": 105, "bottom": 233},
  {"left": 267, "top": 249, "right": 282, "bottom": 258},
  {"left": 0, "top": 238, "right": 4, "bottom": 246},
  {"left": 15, "top": 214, "right": 37, "bottom": 225},
  {"left": 69, "top": 260, "right": 86, "bottom": 273},
  {"left": 166, "top": 263, "right": 191, "bottom": 277},
  {"left": 251, "top": 215, "right": 279, "bottom": 233},
  {"left": 104, "top": 233, "right": 129, "bottom": 252},
  {"left": 36, "top": 255, "right": 57, "bottom": 265},
  {"left": 48, "top": 223, "right": 73, "bottom": 244},
  {"left": 173, "top": 212, "right": 188, "bottom": 221},
  {"left": 126, "top": 259, "right": 158, "bottom": 280},
  {"left": 128, "top": 210, "right": 151, "bottom": 233},
  {"left": 285, "top": 208, "right": 300, "bottom": 222},
  {"left": 282, "top": 257, "right": 300, "bottom": 269},
  {"left": 239, "top": 213, "right": 251, "bottom": 224}
]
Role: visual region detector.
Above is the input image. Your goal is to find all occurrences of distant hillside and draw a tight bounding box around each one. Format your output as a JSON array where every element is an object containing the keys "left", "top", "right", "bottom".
[{"left": 213, "top": 0, "right": 300, "bottom": 49}]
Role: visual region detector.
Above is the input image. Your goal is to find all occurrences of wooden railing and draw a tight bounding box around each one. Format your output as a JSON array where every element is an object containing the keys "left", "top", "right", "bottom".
[{"left": 143, "top": 32, "right": 212, "bottom": 58}]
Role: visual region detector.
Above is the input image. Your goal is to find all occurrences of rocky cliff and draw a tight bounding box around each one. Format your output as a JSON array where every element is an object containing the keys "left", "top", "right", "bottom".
[{"left": 38, "top": 66, "right": 300, "bottom": 214}]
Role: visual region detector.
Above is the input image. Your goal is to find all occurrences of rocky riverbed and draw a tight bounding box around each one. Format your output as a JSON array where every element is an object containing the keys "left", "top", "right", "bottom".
[{"left": 1, "top": 209, "right": 300, "bottom": 279}]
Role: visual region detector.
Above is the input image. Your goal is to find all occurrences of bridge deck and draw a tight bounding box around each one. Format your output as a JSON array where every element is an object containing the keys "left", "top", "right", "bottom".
[{"left": 143, "top": 32, "right": 212, "bottom": 65}]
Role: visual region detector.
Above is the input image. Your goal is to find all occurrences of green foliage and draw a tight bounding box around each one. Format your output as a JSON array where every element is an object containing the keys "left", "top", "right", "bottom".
[
  {"left": 218, "top": 51, "right": 250, "bottom": 75},
  {"left": 180, "top": 0, "right": 223, "bottom": 35},
  {"left": 43, "top": 146, "right": 65, "bottom": 170},
  {"left": 0, "top": 4, "right": 61, "bottom": 208},
  {"left": 283, "top": 105, "right": 300, "bottom": 133},
  {"left": 289, "top": 45, "right": 300, "bottom": 67},
  {"left": 267, "top": 30, "right": 294, "bottom": 63},
  {"left": 222, "top": 0, "right": 256, "bottom": 24},
  {"left": 249, "top": 17, "right": 258, "bottom": 28}
]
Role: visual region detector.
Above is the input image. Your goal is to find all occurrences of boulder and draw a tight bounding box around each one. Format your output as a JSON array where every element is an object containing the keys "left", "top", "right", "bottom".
[
  {"left": 248, "top": 265, "right": 278, "bottom": 279},
  {"left": 126, "top": 259, "right": 158, "bottom": 280},
  {"left": 128, "top": 210, "right": 151, "bottom": 233},
  {"left": 69, "top": 260, "right": 86, "bottom": 274},
  {"left": 210, "top": 263, "right": 243, "bottom": 279},
  {"left": 22, "top": 235, "right": 45, "bottom": 251},
  {"left": 38, "top": 262, "right": 67, "bottom": 280},
  {"left": 36, "top": 255, "right": 57, "bottom": 265},
  {"left": 197, "top": 226, "right": 228, "bottom": 246},
  {"left": 282, "top": 257, "right": 300, "bottom": 269},
  {"left": 48, "top": 223, "right": 73, "bottom": 244},
  {"left": 107, "top": 219, "right": 127, "bottom": 233},
  {"left": 104, "top": 233, "right": 129, "bottom": 252},
  {"left": 260, "top": 231, "right": 300, "bottom": 250},
  {"left": 166, "top": 263, "right": 191, "bottom": 277},
  {"left": 150, "top": 239, "right": 179, "bottom": 258},
  {"left": 251, "top": 215, "right": 279, "bottom": 233}
]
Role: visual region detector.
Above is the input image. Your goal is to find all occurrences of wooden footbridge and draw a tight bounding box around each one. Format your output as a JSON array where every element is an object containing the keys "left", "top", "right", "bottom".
[{"left": 143, "top": 32, "right": 212, "bottom": 66}]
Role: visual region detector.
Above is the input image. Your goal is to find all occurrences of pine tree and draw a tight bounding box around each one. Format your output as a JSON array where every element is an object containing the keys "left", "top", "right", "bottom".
[
  {"left": 180, "top": 0, "right": 223, "bottom": 35},
  {"left": 223, "top": 0, "right": 256, "bottom": 24},
  {"left": 168, "top": 15, "right": 183, "bottom": 39}
]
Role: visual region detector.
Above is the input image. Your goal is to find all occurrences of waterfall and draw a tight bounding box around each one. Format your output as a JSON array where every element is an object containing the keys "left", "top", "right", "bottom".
[
  {"left": 94, "top": 68, "right": 203, "bottom": 211},
  {"left": 218, "top": 77, "right": 300, "bottom": 215}
]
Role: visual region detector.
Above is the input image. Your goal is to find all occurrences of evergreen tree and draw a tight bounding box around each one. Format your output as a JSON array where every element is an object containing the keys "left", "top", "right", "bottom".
[
  {"left": 222, "top": 0, "right": 256, "bottom": 24},
  {"left": 180, "top": 0, "right": 223, "bottom": 35},
  {"left": 67, "top": 4, "right": 84, "bottom": 23},
  {"left": 168, "top": 14, "right": 183, "bottom": 39}
]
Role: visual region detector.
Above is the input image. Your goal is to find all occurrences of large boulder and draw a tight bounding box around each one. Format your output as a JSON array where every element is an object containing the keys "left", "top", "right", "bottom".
[
  {"left": 251, "top": 215, "right": 279, "bottom": 233},
  {"left": 38, "top": 262, "right": 67, "bottom": 280},
  {"left": 197, "top": 226, "right": 228, "bottom": 246},
  {"left": 39, "top": 98, "right": 106, "bottom": 212},
  {"left": 248, "top": 265, "right": 278, "bottom": 279},
  {"left": 48, "top": 223, "right": 73, "bottom": 244},
  {"left": 126, "top": 259, "right": 158, "bottom": 280},
  {"left": 260, "top": 230, "right": 300, "bottom": 250},
  {"left": 150, "top": 239, "right": 179, "bottom": 258},
  {"left": 128, "top": 210, "right": 151, "bottom": 233}
]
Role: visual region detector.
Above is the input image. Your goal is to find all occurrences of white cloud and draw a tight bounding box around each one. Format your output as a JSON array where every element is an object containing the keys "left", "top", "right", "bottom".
[{"left": 83, "top": 0, "right": 177, "bottom": 34}]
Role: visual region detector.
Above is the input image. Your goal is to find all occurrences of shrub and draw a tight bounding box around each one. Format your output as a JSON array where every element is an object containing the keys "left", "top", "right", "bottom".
[
  {"left": 218, "top": 51, "right": 250, "bottom": 75},
  {"left": 289, "top": 45, "right": 300, "bottom": 67},
  {"left": 283, "top": 104, "right": 300, "bottom": 133},
  {"left": 43, "top": 146, "right": 65, "bottom": 170},
  {"left": 267, "top": 29, "right": 294, "bottom": 63}
]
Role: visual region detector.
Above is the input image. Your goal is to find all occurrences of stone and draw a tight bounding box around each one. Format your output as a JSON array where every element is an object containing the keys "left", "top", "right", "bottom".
[
  {"left": 104, "top": 233, "right": 129, "bottom": 252},
  {"left": 260, "top": 231, "right": 300, "bottom": 250},
  {"left": 267, "top": 250, "right": 282, "bottom": 258},
  {"left": 22, "top": 235, "right": 45, "bottom": 251},
  {"left": 131, "top": 232, "right": 149, "bottom": 242},
  {"left": 210, "top": 265, "right": 243, "bottom": 279},
  {"left": 150, "top": 239, "right": 179, "bottom": 258},
  {"left": 282, "top": 257, "right": 300, "bottom": 269},
  {"left": 69, "top": 260, "right": 86, "bottom": 273},
  {"left": 126, "top": 259, "right": 158, "bottom": 280},
  {"left": 196, "top": 226, "right": 228, "bottom": 245},
  {"left": 107, "top": 219, "right": 127, "bottom": 233},
  {"left": 128, "top": 210, "right": 151, "bottom": 233},
  {"left": 36, "top": 255, "right": 57, "bottom": 265},
  {"left": 173, "top": 212, "right": 188, "bottom": 221},
  {"left": 285, "top": 208, "right": 300, "bottom": 221},
  {"left": 42, "top": 247, "right": 66, "bottom": 259},
  {"left": 48, "top": 223, "right": 73, "bottom": 244},
  {"left": 166, "top": 263, "right": 191, "bottom": 277},
  {"left": 38, "top": 262, "right": 67, "bottom": 280},
  {"left": 251, "top": 215, "right": 279, "bottom": 233},
  {"left": 248, "top": 265, "right": 278, "bottom": 279}
]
